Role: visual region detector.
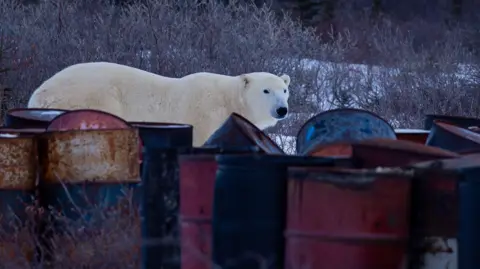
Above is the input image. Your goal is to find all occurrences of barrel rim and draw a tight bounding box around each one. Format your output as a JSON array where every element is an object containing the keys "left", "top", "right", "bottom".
[
  {"left": 0, "top": 127, "right": 46, "bottom": 134},
  {"left": 6, "top": 108, "right": 69, "bottom": 121},
  {"left": 288, "top": 166, "right": 413, "bottom": 178},
  {"left": 0, "top": 133, "right": 37, "bottom": 140},
  {"left": 215, "top": 153, "right": 343, "bottom": 166},
  {"left": 394, "top": 128, "right": 430, "bottom": 134},
  {"left": 46, "top": 108, "right": 131, "bottom": 130},
  {"left": 425, "top": 113, "right": 480, "bottom": 122},
  {"left": 39, "top": 127, "right": 137, "bottom": 136},
  {"left": 433, "top": 120, "right": 480, "bottom": 143},
  {"left": 296, "top": 108, "right": 397, "bottom": 153},
  {"left": 129, "top": 121, "right": 193, "bottom": 129}
]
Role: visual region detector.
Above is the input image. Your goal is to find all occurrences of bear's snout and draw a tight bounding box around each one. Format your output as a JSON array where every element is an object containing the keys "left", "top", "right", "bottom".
[{"left": 275, "top": 107, "right": 288, "bottom": 119}]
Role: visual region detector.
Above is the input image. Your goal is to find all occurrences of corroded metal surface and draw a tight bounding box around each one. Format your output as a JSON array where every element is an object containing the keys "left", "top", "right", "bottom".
[
  {"left": 0, "top": 136, "right": 37, "bottom": 189},
  {"left": 306, "top": 142, "right": 353, "bottom": 157},
  {"left": 38, "top": 129, "right": 140, "bottom": 184},
  {"left": 5, "top": 108, "right": 67, "bottom": 129},
  {"left": 47, "top": 109, "right": 130, "bottom": 131},
  {"left": 426, "top": 121, "right": 480, "bottom": 153},
  {"left": 286, "top": 166, "right": 412, "bottom": 269},
  {"left": 203, "top": 113, "right": 284, "bottom": 154},
  {"left": 296, "top": 108, "right": 397, "bottom": 155},
  {"left": 351, "top": 138, "right": 459, "bottom": 168}
]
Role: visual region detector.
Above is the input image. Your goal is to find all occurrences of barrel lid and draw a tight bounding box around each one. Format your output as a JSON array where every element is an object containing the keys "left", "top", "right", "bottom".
[
  {"left": 129, "top": 121, "right": 192, "bottom": 129},
  {"left": 424, "top": 114, "right": 480, "bottom": 130},
  {"left": 296, "top": 108, "right": 397, "bottom": 155},
  {"left": 7, "top": 108, "right": 67, "bottom": 122},
  {"left": 411, "top": 153, "right": 480, "bottom": 172},
  {"left": 215, "top": 153, "right": 342, "bottom": 167},
  {"left": 0, "top": 128, "right": 45, "bottom": 134},
  {"left": 46, "top": 109, "right": 130, "bottom": 131}
]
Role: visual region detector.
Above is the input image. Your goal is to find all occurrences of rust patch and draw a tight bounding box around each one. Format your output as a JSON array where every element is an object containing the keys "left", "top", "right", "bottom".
[
  {"left": 39, "top": 129, "right": 140, "bottom": 184},
  {"left": 0, "top": 137, "right": 37, "bottom": 190}
]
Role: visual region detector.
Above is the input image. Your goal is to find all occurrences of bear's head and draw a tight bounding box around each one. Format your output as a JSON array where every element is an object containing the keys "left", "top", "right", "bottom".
[{"left": 240, "top": 72, "right": 291, "bottom": 130}]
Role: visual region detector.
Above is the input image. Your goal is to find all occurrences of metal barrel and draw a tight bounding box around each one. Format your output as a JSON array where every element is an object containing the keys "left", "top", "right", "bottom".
[
  {"left": 296, "top": 108, "right": 397, "bottom": 155},
  {"left": 4, "top": 108, "right": 67, "bottom": 129},
  {"left": 178, "top": 147, "right": 260, "bottom": 269},
  {"left": 424, "top": 114, "right": 480, "bottom": 130},
  {"left": 395, "top": 129, "right": 430, "bottom": 144},
  {"left": 426, "top": 121, "right": 480, "bottom": 153},
  {"left": 351, "top": 138, "right": 459, "bottom": 168},
  {"left": 0, "top": 133, "right": 37, "bottom": 267},
  {"left": 203, "top": 113, "right": 284, "bottom": 154},
  {"left": 138, "top": 122, "right": 193, "bottom": 269},
  {"left": 285, "top": 167, "right": 413, "bottom": 269},
  {"left": 406, "top": 157, "right": 474, "bottom": 269},
  {"left": 212, "top": 154, "right": 346, "bottom": 269},
  {"left": 37, "top": 128, "right": 141, "bottom": 267},
  {"left": 0, "top": 128, "right": 45, "bottom": 135}
]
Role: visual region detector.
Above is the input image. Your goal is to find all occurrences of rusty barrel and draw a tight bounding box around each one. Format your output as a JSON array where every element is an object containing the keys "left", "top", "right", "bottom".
[
  {"left": 179, "top": 146, "right": 260, "bottom": 269},
  {"left": 4, "top": 108, "right": 67, "bottom": 129},
  {"left": 285, "top": 167, "right": 413, "bottom": 269},
  {"left": 408, "top": 156, "right": 480, "bottom": 269},
  {"left": 37, "top": 128, "right": 141, "bottom": 267},
  {"left": 212, "top": 154, "right": 348, "bottom": 269},
  {"left": 351, "top": 138, "right": 459, "bottom": 168},
  {"left": 424, "top": 114, "right": 480, "bottom": 130},
  {"left": 395, "top": 129, "right": 430, "bottom": 144},
  {"left": 426, "top": 121, "right": 480, "bottom": 153},
  {"left": 0, "top": 133, "right": 37, "bottom": 267},
  {"left": 296, "top": 108, "right": 397, "bottom": 155},
  {"left": 139, "top": 123, "right": 193, "bottom": 269},
  {"left": 203, "top": 112, "right": 284, "bottom": 154}
]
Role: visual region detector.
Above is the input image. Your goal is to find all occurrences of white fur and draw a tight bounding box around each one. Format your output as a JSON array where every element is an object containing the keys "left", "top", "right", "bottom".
[{"left": 27, "top": 62, "right": 291, "bottom": 146}]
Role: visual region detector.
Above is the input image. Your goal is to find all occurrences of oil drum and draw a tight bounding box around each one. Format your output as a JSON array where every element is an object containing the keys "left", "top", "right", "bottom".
[
  {"left": 179, "top": 146, "right": 260, "bottom": 269},
  {"left": 37, "top": 128, "right": 140, "bottom": 267},
  {"left": 285, "top": 167, "right": 413, "bottom": 269},
  {"left": 0, "top": 133, "right": 37, "bottom": 267},
  {"left": 395, "top": 129, "right": 430, "bottom": 144},
  {"left": 4, "top": 108, "right": 67, "bottom": 129},
  {"left": 139, "top": 122, "right": 193, "bottom": 269},
  {"left": 212, "top": 154, "right": 345, "bottom": 269},
  {"left": 296, "top": 108, "right": 397, "bottom": 155}
]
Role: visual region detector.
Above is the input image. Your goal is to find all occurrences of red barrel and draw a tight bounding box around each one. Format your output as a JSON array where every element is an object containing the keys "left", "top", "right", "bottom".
[
  {"left": 395, "top": 129, "right": 430, "bottom": 144},
  {"left": 178, "top": 147, "right": 259, "bottom": 269},
  {"left": 285, "top": 167, "right": 412, "bottom": 269}
]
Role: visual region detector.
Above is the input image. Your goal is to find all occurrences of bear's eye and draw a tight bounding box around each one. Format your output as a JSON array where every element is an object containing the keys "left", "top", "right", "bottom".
[
  {"left": 263, "top": 89, "right": 270, "bottom": 94},
  {"left": 284, "top": 89, "right": 287, "bottom": 93}
]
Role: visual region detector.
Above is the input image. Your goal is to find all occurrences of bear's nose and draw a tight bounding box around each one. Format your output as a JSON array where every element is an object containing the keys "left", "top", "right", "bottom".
[{"left": 276, "top": 107, "right": 288, "bottom": 118}]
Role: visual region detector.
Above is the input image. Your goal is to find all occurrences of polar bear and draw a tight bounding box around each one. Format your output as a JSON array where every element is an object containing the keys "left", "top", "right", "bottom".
[{"left": 27, "top": 62, "right": 291, "bottom": 146}]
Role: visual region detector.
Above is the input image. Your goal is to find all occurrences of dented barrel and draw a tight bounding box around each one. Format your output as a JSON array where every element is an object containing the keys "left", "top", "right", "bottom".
[
  {"left": 426, "top": 121, "right": 480, "bottom": 153},
  {"left": 424, "top": 114, "right": 480, "bottom": 130},
  {"left": 203, "top": 113, "right": 284, "bottom": 154},
  {"left": 0, "top": 133, "right": 37, "bottom": 266},
  {"left": 296, "top": 108, "right": 397, "bottom": 155},
  {"left": 37, "top": 128, "right": 141, "bottom": 266},
  {"left": 179, "top": 147, "right": 260, "bottom": 269},
  {"left": 212, "top": 154, "right": 346, "bottom": 269},
  {"left": 285, "top": 167, "right": 412, "bottom": 269},
  {"left": 139, "top": 122, "right": 193, "bottom": 269},
  {"left": 4, "top": 108, "right": 67, "bottom": 129}
]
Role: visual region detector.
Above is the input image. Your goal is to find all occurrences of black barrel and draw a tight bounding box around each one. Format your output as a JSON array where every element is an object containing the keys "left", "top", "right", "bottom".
[
  {"left": 296, "top": 108, "right": 397, "bottom": 155},
  {"left": 4, "top": 108, "right": 67, "bottom": 129},
  {"left": 37, "top": 128, "right": 141, "bottom": 267},
  {"left": 137, "top": 122, "right": 193, "bottom": 269},
  {"left": 424, "top": 114, "right": 480, "bottom": 130},
  {"left": 458, "top": 160, "right": 480, "bottom": 269},
  {"left": 211, "top": 154, "right": 349, "bottom": 269},
  {"left": 203, "top": 113, "right": 284, "bottom": 154},
  {"left": 426, "top": 120, "right": 480, "bottom": 153}
]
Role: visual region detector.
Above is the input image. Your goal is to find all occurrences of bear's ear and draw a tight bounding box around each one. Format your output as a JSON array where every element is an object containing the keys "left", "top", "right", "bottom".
[
  {"left": 280, "top": 74, "right": 291, "bottom": 86},
  {"left": 241, "top": 74, "right": 250, "bottom": 88}
]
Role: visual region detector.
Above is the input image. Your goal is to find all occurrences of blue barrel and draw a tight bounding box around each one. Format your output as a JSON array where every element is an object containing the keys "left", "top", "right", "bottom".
[
  {"left": 4, "top": 108, "right": 67, "bottom": 129},
  {"left": 136, "top": 122, "right": 193, "bottom": 269},
  {"left": 37, "top": 128, "right": 141, "bottom": 267},
  {"left": 296, "top": 108, "right": 397, "bottom": 155},
  {"left": 212, "top": 154, "right": 348, "bottom": 269}
]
